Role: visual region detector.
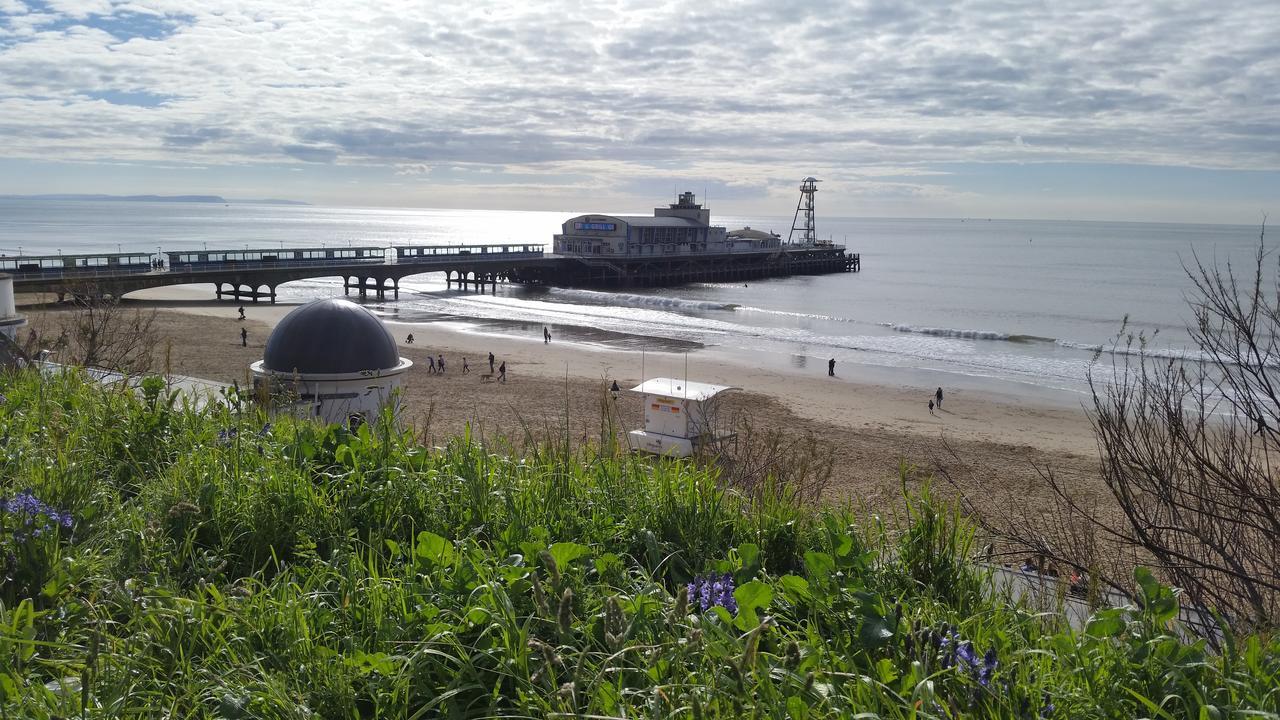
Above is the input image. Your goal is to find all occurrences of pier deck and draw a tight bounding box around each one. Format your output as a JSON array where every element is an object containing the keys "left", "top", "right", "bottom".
[{"left": 9, "top": 243, "right": 858, "bottom": 302}]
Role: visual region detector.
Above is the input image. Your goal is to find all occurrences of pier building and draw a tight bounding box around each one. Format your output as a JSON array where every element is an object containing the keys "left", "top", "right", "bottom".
[{"left": 553, "top": 191, "right": 780, "bottom": 257}]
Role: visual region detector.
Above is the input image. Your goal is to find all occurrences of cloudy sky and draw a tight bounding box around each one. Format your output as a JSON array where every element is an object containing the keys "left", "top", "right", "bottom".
[{"left": 0, "top": 0, "right": 1277, "bottom": 222}]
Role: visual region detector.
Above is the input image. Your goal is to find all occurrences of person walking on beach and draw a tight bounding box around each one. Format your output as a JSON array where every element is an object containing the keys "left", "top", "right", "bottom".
[
  {"left": 406, "top": 333, "right": 414, "bottom": 345},
  {"left": 462, "top": 357, "right": 469, "bottom": 374},
  {"left": 426, "top": 355, "right": 436, "bottom": 374},
  {"left": 498, "top": 361, "right": 507, "bottom": 383},
  {"left": 928, "top": 399, "right": 935, "bottom": 416},
  {"left": 238, "top": 306, "right": 245, "bottom": 320},
  {"left": 828, "top": 358, "right": 836, "bottom": 377},
  {"left": 437, "top": 354, "right": 445, "bottom": 373},
  {"left": 240, "top": 327, "right": 248, "bottom": 347},
  {"left": 935, "top": 387, "right": 944, "bottom": 408},
  {"left": 543, "top": 326, "right": 551, "bottom": 344},
  {"left": 488, "top": 352, "right": 495, "bottom": 373}
]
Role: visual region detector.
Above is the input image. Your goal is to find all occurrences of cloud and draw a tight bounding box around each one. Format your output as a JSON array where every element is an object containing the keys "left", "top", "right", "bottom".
[
  {"left": 394, "top": 163, "right": 431, "bottom": 176},
  {"left": 0, "top": 0, "right": 1276, "bottom": 218}
]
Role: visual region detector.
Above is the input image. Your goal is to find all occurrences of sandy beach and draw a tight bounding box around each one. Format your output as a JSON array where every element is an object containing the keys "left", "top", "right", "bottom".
[{"left": 19, "top": 286, "right": 1107, "bottom": 516}]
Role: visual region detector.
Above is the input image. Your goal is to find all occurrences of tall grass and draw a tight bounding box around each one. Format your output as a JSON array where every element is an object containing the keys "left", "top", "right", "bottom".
[{"left": 0, "top": 367, "right": 1277, "bottom": 718}]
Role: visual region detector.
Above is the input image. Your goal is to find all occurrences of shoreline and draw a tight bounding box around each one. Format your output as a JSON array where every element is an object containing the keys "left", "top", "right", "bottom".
[{"left": 19, "top": 286, "right": 1106, "bottom": 513}]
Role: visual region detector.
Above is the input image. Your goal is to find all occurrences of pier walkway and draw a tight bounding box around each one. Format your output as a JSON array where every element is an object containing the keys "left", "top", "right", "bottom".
[
  {"left": 9, "top": 243, "right": 859, "bottom": 302},
  {"left": 12, "top": 244, "right": 552, "bottom": 303}
]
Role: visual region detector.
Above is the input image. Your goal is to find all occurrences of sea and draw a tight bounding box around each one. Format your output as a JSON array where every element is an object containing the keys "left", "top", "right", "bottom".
[{"left": 0, "top": 199, "right": 1265, "bottom": 408}]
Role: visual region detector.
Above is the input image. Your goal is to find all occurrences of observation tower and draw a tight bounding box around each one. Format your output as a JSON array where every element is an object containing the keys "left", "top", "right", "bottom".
[{"left": 788, "top": 177, "right": 829, "bottom": 246}]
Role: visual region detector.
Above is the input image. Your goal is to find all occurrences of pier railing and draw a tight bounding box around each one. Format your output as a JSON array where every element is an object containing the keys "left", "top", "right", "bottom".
[{"left": 6, "top": 244, "right": 546, "bottom": 282}]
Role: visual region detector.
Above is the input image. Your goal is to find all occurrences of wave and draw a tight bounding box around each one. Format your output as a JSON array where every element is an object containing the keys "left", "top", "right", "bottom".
[
  {"left": 547, "top": 287, "right": 735, "bottom": 312},
  {"left": 1057, "top": 339, "right": 1223, "bottom": 364},
  {"left": 885, "top": 323, "right": 1064, "bottom": 344},
  {"left": 736, "top": 305, "right": 854, "bottom": 323},
  {"left": 887, "top": 323, "right": 1010, "bottom": 341}
]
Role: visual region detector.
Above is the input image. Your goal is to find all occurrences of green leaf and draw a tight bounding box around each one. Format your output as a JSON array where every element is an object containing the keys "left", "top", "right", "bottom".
[
  {"left": 1135, "top": 566, "right": 1179, "bottom": 624},
  {"left": 1086, "top": 607, "right": 1127, "bottom": 638},
  {"left": 594, "top": 552, "right": 623, "bottom": 578},
  {"left": 1125, "top": 687, "right": 1178, "bottom": 720},
  {"left": 384, "top": 539, "right": 401, "bottom": 558},
  {"left": 859, "top": 616, "right": 894, "bottom": 650},
  {"left": 548, "top": 541, "right": 590, "bottom": 569},
  {"left": 415, "top": 531, "right": 455, "bottom": 566},
  {"left": 1135, "top": 566, "right": 1161, "bottom": 599},
  {"left": 778, "top": 574, "right": 811, "bottom": 602},
  {"left": 335, "top": 444, "right": 355, "bottom": 468},
  {"left": 734, "top": 607, "right": 761, "bottom": 632},
  {"left": 804, "top": 551, "right": 835, "bottom": 580},
  {"left": 737, "top": 542, "right": 760, "bottom": 571},
  {"left": 735, "top": 580, "right": 773, "bottom": 613},
  {"left": 875, "top": 657, "right": 898, "bottom": 683},
  {"left": 833, "top": 534, "right": 854, "bottom": 557}
]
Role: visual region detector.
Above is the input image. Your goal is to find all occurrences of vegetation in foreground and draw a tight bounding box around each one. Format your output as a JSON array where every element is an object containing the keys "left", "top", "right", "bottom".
[{"left": 1, "top": 370, "right": 1277, "bottom": 718}]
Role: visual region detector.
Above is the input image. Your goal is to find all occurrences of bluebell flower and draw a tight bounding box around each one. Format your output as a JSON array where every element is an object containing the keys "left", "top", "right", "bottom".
[
  {"left": 1040, "top": 691, "right": 1054, "bottom": 717},
  {"left": 1, "top": 491, "right": 72, "bottom": 536},
  {"left": 687, "top": 572, "right": 737, "bottom": 614},
  {"left": 978, "top": 648, "right": 998, "bottom": 686}
]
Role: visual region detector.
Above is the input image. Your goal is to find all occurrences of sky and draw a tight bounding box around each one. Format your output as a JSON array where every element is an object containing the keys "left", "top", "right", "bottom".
[{"left": 0, "top": 0, "right": 1277, "bottom": 223}]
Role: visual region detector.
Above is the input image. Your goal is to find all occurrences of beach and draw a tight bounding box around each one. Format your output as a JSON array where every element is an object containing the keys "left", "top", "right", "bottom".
[{"left": 20, "top": 286, "right": 1107, "bottom": 518}]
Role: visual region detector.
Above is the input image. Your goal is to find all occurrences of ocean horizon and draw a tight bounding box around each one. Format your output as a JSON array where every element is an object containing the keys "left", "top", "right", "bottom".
[{"left": 2, "top": 197, "right": 1265, "bottom": 406}]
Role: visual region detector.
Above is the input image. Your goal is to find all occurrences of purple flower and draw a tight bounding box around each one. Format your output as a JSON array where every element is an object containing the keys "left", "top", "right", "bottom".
[
  {"left": 1040, "top": 691, "right": 1055, "bottom": 717},
  {"left": 1, "top": 491, "right": 72, "bottom": 537},
  {"left": 978, "top": 648, "right": 998, "bottom": 686},
  {"left": 688, "top": 573, "right": 737, "bottom": 614}
]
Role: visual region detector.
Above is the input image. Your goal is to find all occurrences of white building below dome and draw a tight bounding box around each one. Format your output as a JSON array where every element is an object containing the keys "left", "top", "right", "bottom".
[
  {"left": 250, "top": 298, "right": 412, "bottom": 426},
  {"left": 0, "top": 274, "right": 28, "bottom": 342}
]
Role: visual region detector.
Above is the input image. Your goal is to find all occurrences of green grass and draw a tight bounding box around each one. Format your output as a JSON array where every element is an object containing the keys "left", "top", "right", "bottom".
[{"left": 0, "top": 368, "right": 1277, "bottom": 718}]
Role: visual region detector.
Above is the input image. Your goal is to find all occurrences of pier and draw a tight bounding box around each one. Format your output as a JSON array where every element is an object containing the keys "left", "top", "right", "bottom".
[
  {"left": 5, "top": 242, "right": 858, "bottom": 302},
  {"left": 513, "top": 245, "right": 858, "bottom": 287}
]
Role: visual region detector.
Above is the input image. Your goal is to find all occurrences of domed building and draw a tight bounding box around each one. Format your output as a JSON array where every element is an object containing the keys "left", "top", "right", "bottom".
[{"left": 250, "top": 298, "right": 412, "bottom": 425}]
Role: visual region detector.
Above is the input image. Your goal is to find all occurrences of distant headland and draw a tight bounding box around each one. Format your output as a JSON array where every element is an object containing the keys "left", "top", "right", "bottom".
[{"left": 0, "top": 194, "right": 309, "bottom": 205}]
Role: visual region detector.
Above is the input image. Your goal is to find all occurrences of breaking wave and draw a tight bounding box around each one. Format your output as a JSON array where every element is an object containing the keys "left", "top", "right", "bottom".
[
  {"left": 886, "top": 323, "right": 1061, "bottom": 344},
  {"left": 547, "top": 287, "right": 736, "bottom": 312},
  {"left": 736, "top": 306, "right": 855, "bottom": 323}
]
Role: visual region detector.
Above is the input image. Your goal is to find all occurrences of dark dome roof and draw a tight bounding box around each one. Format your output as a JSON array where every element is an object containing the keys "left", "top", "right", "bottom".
[{"left": 263, "top": 298, "right": 400, "bottom": 374}]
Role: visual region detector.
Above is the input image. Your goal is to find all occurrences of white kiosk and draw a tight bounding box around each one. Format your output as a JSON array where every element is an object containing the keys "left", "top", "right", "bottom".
[{"left": 627, "top": 377, "right": 738, "bottom": 458}]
